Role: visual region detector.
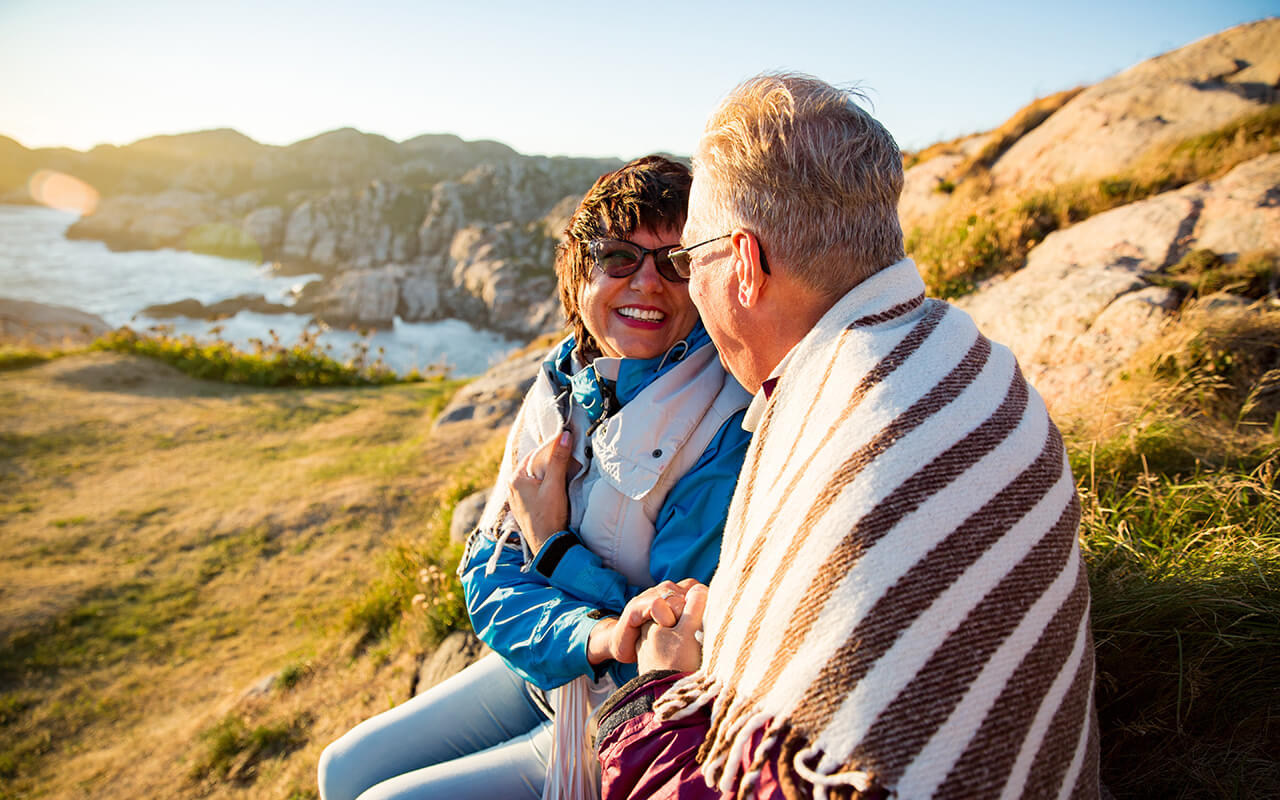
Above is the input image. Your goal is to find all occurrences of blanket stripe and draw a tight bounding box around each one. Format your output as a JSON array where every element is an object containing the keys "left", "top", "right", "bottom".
[{"left": 655, "top": 259, "right": 1098, "bottom": 799}]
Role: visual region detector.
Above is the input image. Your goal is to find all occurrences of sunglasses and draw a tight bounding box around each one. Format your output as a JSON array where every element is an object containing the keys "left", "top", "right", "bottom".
[
  {"left": 588, "top": 238, "right": 687, "bottom": 283},
  {"left": 668, "top": 234, "right": 770, "bottom": 279}
]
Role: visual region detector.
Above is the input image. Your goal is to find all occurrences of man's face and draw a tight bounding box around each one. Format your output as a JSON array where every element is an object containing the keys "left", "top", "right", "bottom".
[{"left": 683, "top": 172, "right": 760, "bottom": 390}]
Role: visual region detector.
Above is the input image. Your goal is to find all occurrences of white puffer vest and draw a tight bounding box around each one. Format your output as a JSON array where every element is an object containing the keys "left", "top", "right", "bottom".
[
  {"left": 478, "top": 339, "right": 749, "bottom": 587},
  {"left": 473, "top": 337, "right": 750, "bottom": 800}
]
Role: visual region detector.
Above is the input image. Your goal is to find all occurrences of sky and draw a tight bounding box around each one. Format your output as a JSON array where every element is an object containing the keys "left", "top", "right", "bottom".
[{"left": 1, "top": 0, "right": 1275, "bottom": 160}]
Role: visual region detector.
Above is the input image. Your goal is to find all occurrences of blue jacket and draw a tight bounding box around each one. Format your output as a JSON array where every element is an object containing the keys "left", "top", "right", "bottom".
[{"left": 460, "top": 326, "right": 751, "bottom": 690}]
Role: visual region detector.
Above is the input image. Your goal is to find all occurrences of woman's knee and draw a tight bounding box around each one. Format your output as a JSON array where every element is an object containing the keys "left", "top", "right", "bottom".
[{"left": 316, "top": 733, "right": 352, "bottom": 800}]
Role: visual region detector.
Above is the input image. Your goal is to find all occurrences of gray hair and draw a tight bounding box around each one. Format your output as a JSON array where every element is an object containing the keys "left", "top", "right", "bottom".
[{"left": 693, "top": 72, "right": 905, "bottom": 296}]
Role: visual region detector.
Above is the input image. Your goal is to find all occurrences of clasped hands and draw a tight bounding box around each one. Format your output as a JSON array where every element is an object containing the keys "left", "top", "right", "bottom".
[{"left": 507, "top": 431, "right": 706, "bottom": 674}]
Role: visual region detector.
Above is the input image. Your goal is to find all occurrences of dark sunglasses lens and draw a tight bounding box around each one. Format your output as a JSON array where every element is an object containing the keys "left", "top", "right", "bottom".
[
  {"left": 653, "top": 247, "right": 688, "bottom": 283},
  {"left": 595, "top": 241, "right": 643, "bottom": 277}
]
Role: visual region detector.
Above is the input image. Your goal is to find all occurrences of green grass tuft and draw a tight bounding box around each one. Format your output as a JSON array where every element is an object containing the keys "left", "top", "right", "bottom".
[
  {"left": 0, "top": 345, "right": 67, "bottom": 371},
  {"left": 190, "top": 712, "right": 312, "bottom": 782},
  {"left": 90, "top": 325, "right": 437, "bottom": 387}
]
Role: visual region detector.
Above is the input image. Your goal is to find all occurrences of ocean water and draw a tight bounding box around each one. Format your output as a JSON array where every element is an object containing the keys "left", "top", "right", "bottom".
[{"left": 0, "top": 204, "right": 519, "bottom": 376}]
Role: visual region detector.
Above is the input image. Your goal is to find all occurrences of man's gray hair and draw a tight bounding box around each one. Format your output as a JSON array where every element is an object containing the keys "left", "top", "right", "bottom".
[{"left": 694, "top": 72, "right": 905, "bottom": 296}]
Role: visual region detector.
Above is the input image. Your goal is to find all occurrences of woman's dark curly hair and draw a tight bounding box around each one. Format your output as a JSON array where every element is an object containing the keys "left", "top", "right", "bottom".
[{"left": 556, "top": 155, "right": 692, "bottom": 361}]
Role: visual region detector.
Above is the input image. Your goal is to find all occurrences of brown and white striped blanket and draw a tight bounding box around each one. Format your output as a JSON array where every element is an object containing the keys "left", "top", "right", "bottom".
[{"left": 655, "top": 259, "right": 1100, "bottom": 799}]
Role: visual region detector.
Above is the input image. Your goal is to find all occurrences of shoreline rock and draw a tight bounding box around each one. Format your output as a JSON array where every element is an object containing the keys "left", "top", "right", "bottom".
[{"left": 0, "top": 297, "right": 111, "bottom": 346}]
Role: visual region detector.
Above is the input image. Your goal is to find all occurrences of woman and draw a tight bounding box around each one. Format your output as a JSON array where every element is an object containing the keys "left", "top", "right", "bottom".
[{"left": 318, "top": 156, "right": 751, "bottom": 800}]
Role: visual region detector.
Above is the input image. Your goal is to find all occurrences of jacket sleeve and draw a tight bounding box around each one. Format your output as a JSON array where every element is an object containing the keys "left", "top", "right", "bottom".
[
  {"left": 594, "top": 671, "right": 785, "bottom": 800},
  {"left": 529, "top": 410, "right": 751, "bottom": 610},
  {"left": 460, "top": 532, "right": 603, "bottom": 691}
]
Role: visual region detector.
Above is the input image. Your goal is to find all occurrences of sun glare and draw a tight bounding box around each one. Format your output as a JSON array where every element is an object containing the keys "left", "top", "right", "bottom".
[{"left": 28, "top": 169, "right": 100, "bottom": 216}]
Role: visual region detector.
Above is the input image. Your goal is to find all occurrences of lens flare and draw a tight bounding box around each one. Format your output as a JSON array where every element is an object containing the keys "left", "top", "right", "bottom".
[{"left": 28, "top": 170, "right": 100, "bottom": 216}]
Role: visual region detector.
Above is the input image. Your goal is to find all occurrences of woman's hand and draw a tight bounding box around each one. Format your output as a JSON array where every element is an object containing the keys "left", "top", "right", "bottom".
[
  {"left": 637, "top": 583, "right": 707, "bottom": 673},
  {"left": 508, "top": 430, "right": 578, "bottom": 554},
  {"left": 593, "top": 579, "right": 701, "bottom": 665}
]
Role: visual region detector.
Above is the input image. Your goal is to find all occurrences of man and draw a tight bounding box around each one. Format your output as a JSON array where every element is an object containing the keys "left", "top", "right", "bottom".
[{"left": 588, "top": 73, "right": 1101, "bottom": 799}]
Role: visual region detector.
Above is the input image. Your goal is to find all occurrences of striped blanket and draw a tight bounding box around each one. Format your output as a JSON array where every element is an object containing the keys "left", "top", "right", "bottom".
[{"left": 655, "top": 259, "right": 1100, "bottom": 799}]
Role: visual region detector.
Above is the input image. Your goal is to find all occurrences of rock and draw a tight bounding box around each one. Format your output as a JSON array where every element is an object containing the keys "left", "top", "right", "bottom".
[
  {"left": 66, "top": 190, "right": 230, "bottom": 251},
  {"left": 0, "top": 298, "right": 111, "bottom": 346},
  {"left": 989, "top": 18, "right": 1279, "bottom": 190},
  {"left": 899, "top": 133, "right": 993, "bottom": 232},
  {"left": 443, "top": 222, "right": 562, "bottom": 337},
  {"left": 242, "top": 672, "right": 277, "bottom": 699},
  {"left": 415, "top": 631, "right": 491, "bottom": 695},
  {"left": 433, "top": 345, "right": 545, "bottom": 433},
  {"left": 1191, "top": 153, "right": 1280, "bottom": 256},
  {"left": 141, "top": 293, "right": 292, "bottom": 320},
  {"left": 243, "top": 206, "right": 285, "bottom": 251},
  {"left": 315, "top": 266, "right": 405, "bottom": 327},
  {"left": 281, "top": 199, "right": 320, "bottom": 262},
  {"left": 398, "top": 272, "right": 442, "bottom": 320},
  {"left": 450, "top": 489, "right": 491, "bottom": 545},
  {"left": 955, "top": 152, "right": 1280, "bottom": 409}
]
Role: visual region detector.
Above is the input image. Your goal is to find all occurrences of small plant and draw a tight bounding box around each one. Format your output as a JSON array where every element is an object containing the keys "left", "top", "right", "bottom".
[
  {"left": 190, "top": 712, "right": 312, "bottom": 782},
  {"left": 1152, "top": 248, "right": 1279, "bottom": 301},
  {"left": 277, "top": 659, "right": 310, "bottom": 691}
]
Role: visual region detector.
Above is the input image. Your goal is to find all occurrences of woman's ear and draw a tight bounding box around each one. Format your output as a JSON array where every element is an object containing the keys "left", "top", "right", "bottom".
[{"left": 730, "top": 230, "right": 766, "bottom": 308}]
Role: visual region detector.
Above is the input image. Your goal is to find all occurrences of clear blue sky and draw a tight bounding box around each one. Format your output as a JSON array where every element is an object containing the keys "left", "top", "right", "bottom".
[{"left": 1, "top": 0, "right": 1274, "bottom": 159}]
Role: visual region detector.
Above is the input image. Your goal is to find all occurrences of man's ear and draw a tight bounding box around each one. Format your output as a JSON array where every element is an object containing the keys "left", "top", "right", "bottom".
[{"left": 730, "top": 230, "right": 766, "bottom": 308}]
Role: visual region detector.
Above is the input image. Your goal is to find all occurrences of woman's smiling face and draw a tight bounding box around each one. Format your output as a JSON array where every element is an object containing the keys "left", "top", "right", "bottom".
[{"left": 578, "top": 225, "right": 699, "bottom": 360}]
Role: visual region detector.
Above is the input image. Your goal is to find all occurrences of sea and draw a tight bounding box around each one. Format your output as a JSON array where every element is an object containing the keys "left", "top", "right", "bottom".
[{"left": 0, "top": 204, "right": 519, "bottom": 377}]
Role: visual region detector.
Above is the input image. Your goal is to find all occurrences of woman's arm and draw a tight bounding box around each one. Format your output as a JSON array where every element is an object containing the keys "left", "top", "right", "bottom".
[
  {"left": 530, "top": 410, "right": 751, "bottom": 610},
  {"left": 460, "top": 532, "right": 607, "bottom": 691}
]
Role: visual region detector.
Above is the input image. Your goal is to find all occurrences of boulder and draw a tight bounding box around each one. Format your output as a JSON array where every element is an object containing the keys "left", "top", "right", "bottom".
[
  {"left": 0, "top": 298, "right": 111, "bottom": 346},
  {"left": 449, "top": 489, "right": 491, "bottom": 545},
  {"left": 316, "top": 266, "right": 405, "bottom": 327},
  {"left": 243, "top": 206, "right": 285, "bottom": 251},
  {"left": 415, "top": 631, "right": 491, "bottom": 695},
  {"left": 433, "top": 345, "right": 545, "bottom": 433},
  {"left": 989, "top": 18, "right": 1279, "bottom": 190},
  {"left": 398, "top": 271, "right": 442, "bottom": 321},
  {"left": 955, "top": 152, "right": 1280, "bottom": 409}
]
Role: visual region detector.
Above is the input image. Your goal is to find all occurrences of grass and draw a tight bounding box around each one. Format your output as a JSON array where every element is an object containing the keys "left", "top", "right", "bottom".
[
  {"left": 950, "top": 87, "right": 1083, "bottom": 182},
  {"left": 1064, "top": 299, "right": 1280, "bottom": 798},
  {"left": 0, "top": 345, "right": 62, "bottom": 371},
  {"left": 5, "top": 324, "right": 449, "bottom": 388},
  {"left": 92, "top": 325, "right": 429, "bottom": 387},
  {"left": 0, "top": 343, "right": 475, "bottom": 798},
  {"left": 908, "top": 104, "right": 1280, "bottom": 297},
  {"left": 342, "top": 439, "right": 503, "bottom": 655},
  {"left": 191, "top": 712, "right": 313, "bottom": 782}
]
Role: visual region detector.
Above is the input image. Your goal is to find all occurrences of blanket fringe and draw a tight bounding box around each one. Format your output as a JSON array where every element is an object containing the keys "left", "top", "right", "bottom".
[{"left": 655, "top": 672, "right": 718, "bottom": 720}]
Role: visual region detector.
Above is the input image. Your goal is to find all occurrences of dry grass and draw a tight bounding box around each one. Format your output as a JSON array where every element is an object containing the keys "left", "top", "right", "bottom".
[
  {"left": 1062, "top": 300, "right": 1280, "bottom": 798},
  {"left": 948, "top": 87, "right": 1083, "bottom": 183},
  {"left": 0, "top": 351, "right": 487, "bottom": 799},
  {"left": 907, "top": 103, "right": 1280, "bottom": 297}
]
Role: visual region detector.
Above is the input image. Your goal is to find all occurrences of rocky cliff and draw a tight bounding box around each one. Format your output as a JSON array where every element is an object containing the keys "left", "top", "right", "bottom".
[
  {"left": 4, "top": 128, "right": 619, "bottom": 339},
  {"left": 902, "top": 17, "right": 1279, "bottom": 412}
]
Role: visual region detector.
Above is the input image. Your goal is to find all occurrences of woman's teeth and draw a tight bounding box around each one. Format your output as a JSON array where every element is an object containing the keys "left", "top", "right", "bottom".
[{"left": 618, "top": 307, "right": 665, "bottom": 322}]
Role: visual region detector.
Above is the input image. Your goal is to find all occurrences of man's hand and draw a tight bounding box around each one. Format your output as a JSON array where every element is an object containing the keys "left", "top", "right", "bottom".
[
  {"left": 508, "top": 430, "right": 578, "bottom": 553},
  {"left": 638, "top": 582, "right": 707, "bottom": 673},
  {"left": 586, "top": 579, "right": 700, "bottom": 665}
]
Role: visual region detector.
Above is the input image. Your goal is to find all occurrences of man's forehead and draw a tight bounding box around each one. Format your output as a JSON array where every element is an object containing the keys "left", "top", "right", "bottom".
[{"left": 682, "top": 173, "right": 714, "bottom": 238}]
